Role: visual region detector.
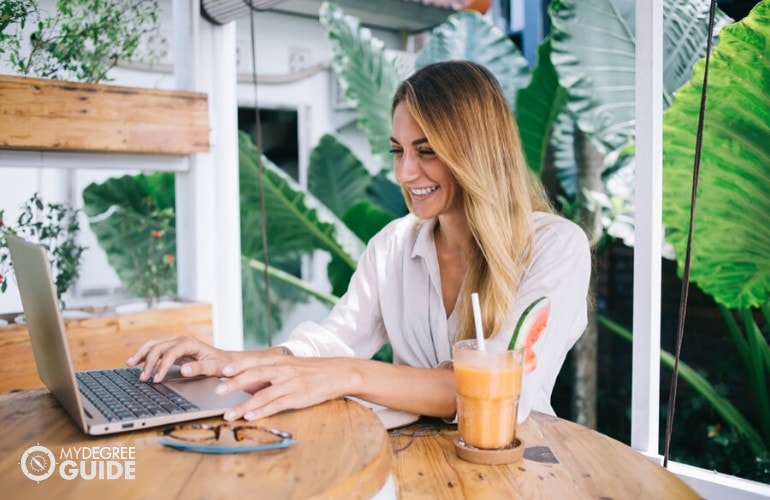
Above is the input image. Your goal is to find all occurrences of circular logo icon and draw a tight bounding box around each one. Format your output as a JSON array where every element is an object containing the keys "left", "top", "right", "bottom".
[{"left": 20, "top": 445, "right": 56, "bottom": 482}]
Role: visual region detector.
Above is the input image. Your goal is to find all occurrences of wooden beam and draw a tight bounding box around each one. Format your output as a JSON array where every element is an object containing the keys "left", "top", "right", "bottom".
[{"left": 0, "top": 74, "right": 209, "bottom": 155}]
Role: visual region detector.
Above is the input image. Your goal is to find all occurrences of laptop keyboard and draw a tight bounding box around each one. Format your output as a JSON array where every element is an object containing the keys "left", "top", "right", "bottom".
[{"left": 77, "top": 367, "right": 200, "bottom": 422}]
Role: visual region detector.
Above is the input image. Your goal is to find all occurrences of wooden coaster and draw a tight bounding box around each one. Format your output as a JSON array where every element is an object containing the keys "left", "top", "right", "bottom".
[{"left": 454, "top": 437, "right": 525, "bottom": 465}]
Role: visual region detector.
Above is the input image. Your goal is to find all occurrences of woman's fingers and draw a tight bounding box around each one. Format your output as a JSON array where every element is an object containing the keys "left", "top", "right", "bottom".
[
  {"left": 125, "top": 335, "right": 226, "bottom": 382},
  {"left": 125, "top": 338, "right": 165, "bottom": 367},
  {"left": 180, "top": 358, "right": 222, "bottom": 378},
  {"left": 225, "top": 375, "right": 326, "bottom": 422},
  {"left": 152, "top": 337, "right": 217, "bottom": 382},
  {"left": 221, "top": 350, "right": 282, "bottom": 377},
  {"left": 219, "top": 358, "right": 345, "bottom": 421},
  {"left": 135, "top": 338, "right": 181, "bottom": 381}
]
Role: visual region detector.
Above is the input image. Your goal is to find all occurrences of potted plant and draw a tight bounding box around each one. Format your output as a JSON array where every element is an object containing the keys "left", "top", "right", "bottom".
[
  {"left": 0, "top": 192, "right": 87, "bottom": 312},
  {"left": 82, "top": 173, "right": 179, "bottom": 310}
]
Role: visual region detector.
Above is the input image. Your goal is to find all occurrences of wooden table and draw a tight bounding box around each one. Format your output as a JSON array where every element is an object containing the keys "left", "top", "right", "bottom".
[
  {"left": 0, "top": 390, "right": 390, "bottom": 499},
  {"left": 0, "top": 390, "right": 699, "bottom": 499},
  {"left": 389, "top": 414, "right": 700, "bottom": 499}
]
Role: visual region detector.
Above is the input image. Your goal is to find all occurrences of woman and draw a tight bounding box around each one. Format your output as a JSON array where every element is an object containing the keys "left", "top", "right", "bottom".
[{"left": 128, "top": 60, "right": 591, "bottom": 423}]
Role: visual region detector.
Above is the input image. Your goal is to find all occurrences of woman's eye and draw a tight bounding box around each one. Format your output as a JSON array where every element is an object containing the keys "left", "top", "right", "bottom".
[
  {"left": 419, "top": 148, "right": 436, "bottom": 156},
  {"left": 389, "top": 147, "right": 403, "bottom": 155}
]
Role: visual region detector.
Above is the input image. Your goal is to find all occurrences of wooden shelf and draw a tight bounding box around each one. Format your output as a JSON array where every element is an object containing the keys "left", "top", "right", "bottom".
[{"left": 0, "top": 74, "right": 209, "bottom": 155}]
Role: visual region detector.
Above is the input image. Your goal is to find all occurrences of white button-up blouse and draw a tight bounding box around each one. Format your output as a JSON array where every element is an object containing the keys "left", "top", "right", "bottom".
[{"left": 281, "top": 211, "right": 591, "bottom": 421}]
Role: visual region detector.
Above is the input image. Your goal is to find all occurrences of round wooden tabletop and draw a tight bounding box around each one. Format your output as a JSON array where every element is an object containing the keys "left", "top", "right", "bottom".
[
  {"left": 0, "top": 390, "right": 391, "bottom": 499},
  {"left": 0, "top": 389, "right": 702, "bottom": 499},
  {"left": 389, "top": 412, "right": 701, "bottom": 498}
]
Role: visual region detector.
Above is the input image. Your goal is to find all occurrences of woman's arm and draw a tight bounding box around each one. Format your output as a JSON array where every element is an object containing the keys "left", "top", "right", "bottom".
[
  {"left": 216, "top": 355, "right": 457, "bottom": 421},
  {"left": 128, "top": 335, "right": 456, "bottom": 420},
  {"left": 506, "top": 216, "right": 591, "bottom": 421}
]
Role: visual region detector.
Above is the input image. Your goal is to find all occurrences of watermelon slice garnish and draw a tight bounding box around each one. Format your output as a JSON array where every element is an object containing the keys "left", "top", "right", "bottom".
[{"left": 508, "top": 296, "right": 551, "bottom": 374}]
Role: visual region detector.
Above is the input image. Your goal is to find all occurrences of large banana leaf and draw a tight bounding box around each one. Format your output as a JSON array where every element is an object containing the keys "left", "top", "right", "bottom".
[
  {"left": 662, "top": 1, "right": 770, "bottom": 309},
  {"left": 326, "top": 199, "right": 397, "bottom": 297},
  {"left": 415, "top": 11, "right": 531, "bottom": 112},
  {"left": 662, "top": 1, "right": 732, "bottom": 106},
  {"left": 239, "top": 131, "right": 365, "bottom": 271},
  {"left": 308, "top": 134, "right": 372, "bottom": 219},
  {"left": 549, "top": 0, "right": 636, "bottom": 154},
  {"left": 549, "top": 0, "right": 731, "bottom": 156},
  {"left": 319, "top": 1, "right": 412, "bottom": 160},
  {"left": 305, "top": 133, "right": 402, "bottom": 296},
  {"left": 82, "top": 173, "right": 177, "bottom": 299},
  {"left": 239, "top": 132, "right": 366, "bottom": 343},
  {"left": 364, "top": 169, "right": 408, "bottom": 218},
  {"left": 515, "top": 38, "right": 569, "bottom": 177},
  {"left": 241, "top": 201, "right": 309, "bottom": 345}
]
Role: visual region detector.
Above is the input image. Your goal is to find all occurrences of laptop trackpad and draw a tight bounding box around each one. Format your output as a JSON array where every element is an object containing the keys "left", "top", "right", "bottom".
[{"left": 164, "top": 376, "right": 251, "bottom": 409}]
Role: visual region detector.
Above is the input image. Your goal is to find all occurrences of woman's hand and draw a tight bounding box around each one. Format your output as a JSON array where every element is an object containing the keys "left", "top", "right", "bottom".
[
  {"left": 126, "top": 335, "right": 238, "bottom": 383},
  {"left": 215, "top": 355, "right": 356, "bottom": 422}
]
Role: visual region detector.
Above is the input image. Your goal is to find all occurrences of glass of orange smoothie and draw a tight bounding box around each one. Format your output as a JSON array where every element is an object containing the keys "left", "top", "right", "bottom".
[{"left": 453, "top": 339, "right": 524, "bottom": 452}]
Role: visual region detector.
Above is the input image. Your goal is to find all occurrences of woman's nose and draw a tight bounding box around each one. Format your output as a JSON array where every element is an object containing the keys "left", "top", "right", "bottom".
[{"left": 395, "top": 153, "right": 419, "bottom": 184}]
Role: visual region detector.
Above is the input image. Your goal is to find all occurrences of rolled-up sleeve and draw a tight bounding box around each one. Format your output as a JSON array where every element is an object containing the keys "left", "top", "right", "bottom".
[{"left": 280, "top": 228, "right": 390, "bottom": 359}]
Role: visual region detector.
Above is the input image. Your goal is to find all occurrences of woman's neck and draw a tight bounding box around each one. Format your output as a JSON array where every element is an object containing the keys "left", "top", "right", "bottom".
[
  {"left": 433, "top": 213, "right": 473, "bottom": 317},
  {"left": 434, "top": 212, "right": 472, "bottom": 255}
]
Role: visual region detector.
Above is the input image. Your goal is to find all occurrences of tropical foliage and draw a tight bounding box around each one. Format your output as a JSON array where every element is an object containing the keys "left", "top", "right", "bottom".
[
  {"left": 83, "top": 174, "right": 177, "bottom": 306},
  {"left": 661, "top": 0, "right": 770, "bottom": 460}
]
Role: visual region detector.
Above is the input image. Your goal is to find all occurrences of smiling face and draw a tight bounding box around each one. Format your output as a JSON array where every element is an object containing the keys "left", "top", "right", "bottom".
[{"left": 391, "top": 102, "right": 463, "bottom": 221}]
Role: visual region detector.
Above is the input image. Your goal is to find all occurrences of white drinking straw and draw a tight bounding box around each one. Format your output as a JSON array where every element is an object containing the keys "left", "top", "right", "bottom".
[{"left": 471, "top": 292, "right": 486, "bottom": 351}]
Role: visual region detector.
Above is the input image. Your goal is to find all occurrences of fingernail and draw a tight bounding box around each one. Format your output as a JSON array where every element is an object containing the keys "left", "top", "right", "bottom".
[
  {"left": 153, "top": 374, "right": 161, "bottom": 383},
  {"left": 126, "top": 356, "right": 135, "bottom": 365},
  {"left": 244, "top": 412, "right": 256, "bottom": 421},
  {"left": 181, "top": 365, "right": 192, "bottom": 375},
  {"left": 223, "top": 365, "right": 234, "bottom": 376},
  {"left": 216, "top": 383, "right": 227, "bottom": 395},
  {"left": 224, "top": 410, "right": 236, "bottom": 421}
]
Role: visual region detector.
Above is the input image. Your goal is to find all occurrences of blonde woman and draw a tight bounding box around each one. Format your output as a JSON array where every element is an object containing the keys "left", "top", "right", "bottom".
[{"left": 128, "top": 60, "right": 590, "bottom": 423}]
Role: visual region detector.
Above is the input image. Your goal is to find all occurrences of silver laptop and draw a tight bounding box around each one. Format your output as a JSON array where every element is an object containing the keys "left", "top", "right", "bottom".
[{"left": 7, "top": 234, "right": 250, "bottom": 435}]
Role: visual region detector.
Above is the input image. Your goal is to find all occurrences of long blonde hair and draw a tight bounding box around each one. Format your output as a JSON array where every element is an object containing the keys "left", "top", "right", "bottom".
[{"left": 392, "top": 61, "right": 553, "bottom": 340}]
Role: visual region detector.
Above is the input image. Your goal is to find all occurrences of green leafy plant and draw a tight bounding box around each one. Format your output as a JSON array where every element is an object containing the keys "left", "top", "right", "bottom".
[
  {"left": 0, "top": 193, "right": 86, "bottom": 308},
  {"left": 1, "top": 0, "right": 162, "bottom": 83},
  {"left": 82, "top": 173, "right": 177, "bottom": 307},
  {"left": 0, "top": 0, "right": 36, "bottom": 59},
  {"left": 661, "top": 0, "right": 770, "bottom": 462},
  {"left": 600, "top": 314, "right": 769, "bottom": 482}
]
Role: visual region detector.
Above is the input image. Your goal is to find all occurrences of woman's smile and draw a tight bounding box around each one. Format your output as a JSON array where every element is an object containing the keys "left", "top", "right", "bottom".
[{"left": 409, "top": 185, "right": 439, "bottom": 197}]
